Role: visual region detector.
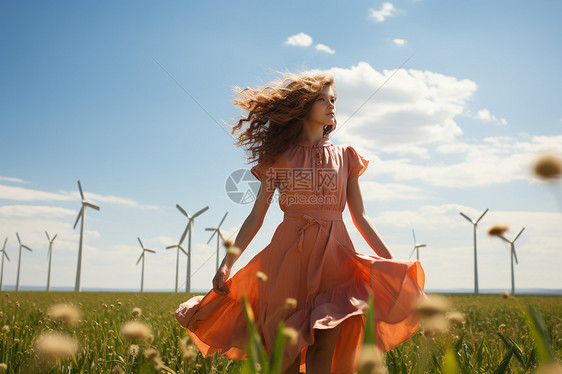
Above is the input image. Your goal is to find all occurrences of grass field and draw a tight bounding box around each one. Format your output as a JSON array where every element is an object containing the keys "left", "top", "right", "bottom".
[{"left": 0, "top": 291, "right": 560, "bottom": 373}]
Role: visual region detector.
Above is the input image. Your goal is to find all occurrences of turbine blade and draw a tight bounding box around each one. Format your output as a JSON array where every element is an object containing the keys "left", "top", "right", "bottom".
[
  {"left": 45, "top": 231, "right": 50, "bottom": 241},
  {"left": 459, "top": 212, "right": 473, "bottom": 224},
  {"left": 23, "top": 245, "right": 32, "bottom": 252},
  {"left": 85, "top": 202, "right": 100, "bottom": 211},
  {"left": 3, "top": 252, "right": 10, "bottom": 262},
  {"left": 136, "top": 253, "right": 144, "bottom": 265},
  {"left": 192, "top": 206, "right": 209, "bottom": 219},
  {"left": 145, "top": 249, "right": 156, "bottom": 254},
  {"left": 52, "top": 234, "right": 57, "bottom": 242},
  {"left": 217, "top": 212, "right": 228, "bottom": 228},
  {"left": 176, "top": 204, "right": 189, "bottom": 218},
  {"left": 409, "top": 247, "right": 416, "bottom": 259},
  {"left": 16, "top": 232, "right": 21, "bottom": 244},
  {"left": 499, "top": 235, "right": 510, "bottom": 244},
  {"left": 206, "top": 230, "right": 216, "bottom": 244},
  {"left": 179, "top": 225, "right": 189, "bottom": 246},
  {"left": 166, "top": 245, "right": 176, "bottom": 249},
  {"left": 475, "top": 208, "right": 489, "bottom": 224},
  {"left": 179, "top": 246, "right": 188, "bottom": 256},
  {"left": 2, "top": 237, "right": 7, "bottom": 250},
  {"left": 73, "top": 207, "right": 84, "bottom": 229},
  {"left": 77, "top": 180, "right": 85, "bottom": 200},
  {"left": 412, "top": 229, "right": 416, "bottom": 245},
  {"left": 137, "top": 237, "right": 144, "bottom": 249},
  {"left": 513, "top": 227, "right": 525, "bottom": 242},
  {"left": 512, "top": 245, "right": 519, "bottom": 264},
  {"left": 417, "top": 244, "right": 427, "bottom": 248}
]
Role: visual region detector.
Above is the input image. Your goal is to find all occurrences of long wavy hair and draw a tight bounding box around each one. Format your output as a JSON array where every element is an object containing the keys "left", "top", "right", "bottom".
[{"left": 229, "top": 72, "right": 337, "bottom": 168}]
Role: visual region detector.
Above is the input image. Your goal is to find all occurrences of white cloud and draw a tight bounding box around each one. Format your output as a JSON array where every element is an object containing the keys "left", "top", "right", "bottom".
[
  {"left": 369, "top": 2, "right": 398, "bottom": 22},
  {"left": 0, "top": 205, "right": 75, "bottom": 218},
  {"left": 0, "top": 176, "right": 27, "bottom": 184},
  {"left": 315, "top": 43, "right": 335, "bottom": 54},
  {"left": 360, "top": 181, "right": 429, "bottom": 201},
  {"left": 0, "top": 182, "right": 160, "bottom": 210},
  {"left": 473, "top": 109, "right": 508, "bottom": 126},
  {"left": 284, "top": 32, "right": 313, "bottom": 47},
  {"left": 392, "top": 38, "right": 406, "bottom": 46}
]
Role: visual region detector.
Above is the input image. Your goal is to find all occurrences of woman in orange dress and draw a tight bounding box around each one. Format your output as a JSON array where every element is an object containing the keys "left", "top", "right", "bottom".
[{"left": 175, "top": 72, "right": 425, "bottom": 373}]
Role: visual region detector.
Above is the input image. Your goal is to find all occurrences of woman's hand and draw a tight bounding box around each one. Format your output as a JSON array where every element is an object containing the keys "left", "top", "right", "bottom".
[{"left": 212, "top": 263, "right": 231, "bottom": 295}]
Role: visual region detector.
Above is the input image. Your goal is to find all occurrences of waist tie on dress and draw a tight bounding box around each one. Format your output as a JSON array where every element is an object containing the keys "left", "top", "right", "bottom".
[{"left": 283, "top": 209, "right": 343, "bottom": 253}]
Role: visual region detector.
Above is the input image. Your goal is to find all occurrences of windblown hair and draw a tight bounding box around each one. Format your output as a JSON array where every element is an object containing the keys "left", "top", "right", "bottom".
[{"left": 229, "top": 72, "right": 337, "bottom": 168}]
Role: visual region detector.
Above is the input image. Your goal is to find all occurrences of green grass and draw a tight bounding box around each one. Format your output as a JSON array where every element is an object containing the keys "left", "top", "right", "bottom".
[{"left": 0, "top": 292, "right": 560, "bottom": 373}]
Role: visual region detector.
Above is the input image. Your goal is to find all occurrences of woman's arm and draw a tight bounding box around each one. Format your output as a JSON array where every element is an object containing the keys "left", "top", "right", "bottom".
[
  {"left": 346, "top": 174, "right": 394, "bottom": 259},
  {"left": 221, "top": 173, "right": 276, "bottom": 268}
]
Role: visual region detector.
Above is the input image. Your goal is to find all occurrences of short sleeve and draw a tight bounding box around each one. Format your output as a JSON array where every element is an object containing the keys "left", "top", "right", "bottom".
[
  {"left": 251, "top": 162, "right": 272, "bottom": 181},
  {"left": 347, "top": 146, "right": 369, "bottom": 179}
]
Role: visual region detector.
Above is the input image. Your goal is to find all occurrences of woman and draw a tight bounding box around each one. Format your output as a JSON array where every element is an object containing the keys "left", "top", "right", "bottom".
[{"left": 175, "top": 72, "right": 425, "bottom": 373}]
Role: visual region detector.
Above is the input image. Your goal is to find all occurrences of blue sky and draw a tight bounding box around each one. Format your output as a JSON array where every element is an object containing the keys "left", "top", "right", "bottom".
[{"left": 1, "top": 1, "right": 561, "bottom": 293}]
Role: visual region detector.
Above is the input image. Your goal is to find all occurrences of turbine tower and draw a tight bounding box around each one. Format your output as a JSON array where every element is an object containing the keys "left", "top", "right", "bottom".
[
  {"left": 459, "top": 208, "right": 488, "bottom": 294},
  {"left": 166, "top": 238, "right": 187, "bottom": 293},
  {"left": 409, "top": 229, "right": 426, "bottom": 261},
  {"left": 15, "top": 233, "right": 33, "bottom": 291},
  {"left": 206, "top": 212, "right": 229, "bottom": 273},
  {"left": 176, "top": 204, "right": 209, "bottom": 293},
  {"left": 0, "top": 238, "right": 10, "bottom": 291},
  {"left": 498, "top": 228, "right": 524, "bottom": 295},
  {"left": 73, "top": 180, "right": 100, "bottom": 292},
  {"left": 136, "top": 237, "right": 156, "bottom": 293},
  {"left": 45, "top": 231, "right": 57, "bottom": 292}
]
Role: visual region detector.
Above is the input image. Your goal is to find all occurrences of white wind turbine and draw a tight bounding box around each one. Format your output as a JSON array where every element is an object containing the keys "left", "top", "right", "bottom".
[
  {"left": 0, "top": 238, "right": 10, "bottom": 291},
  {"left": 498, "top": 228, "right": 525, "bottom": 295},
  {"left": 409, "top": 229, "right": 426, "bottom": 261},
  {"left": 176, "top": 204, "right": 209, "bottom": 293},
  {"left": 459, "top": 208, "right": 489, "bottom": 294},
  {"left": 136, "top": 237, "right": 156, "bottom": 293},
  {"left": 166, "top": 237, "right": 188, "bottom": 293},
  {"left": 206, "top": 212, "right": 229, "bottom": 273},
  {"left": 45, "top": 231, "right": 57, "bottom": 292},
  {"left": 15, "top": 233, "right": 33, "bottom": 292},
  {"left": 73, "top": 180, "right": 100, "bottom": 292}
]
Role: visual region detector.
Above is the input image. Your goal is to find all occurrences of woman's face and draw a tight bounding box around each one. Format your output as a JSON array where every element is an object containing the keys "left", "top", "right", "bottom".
[{"left": 306, "top": 85, "right": 336, "bottom": 127}]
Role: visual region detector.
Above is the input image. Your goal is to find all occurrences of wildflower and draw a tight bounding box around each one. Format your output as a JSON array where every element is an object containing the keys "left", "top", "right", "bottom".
[
  {"left": 143, "top": 348, "right": 175, "bottom": 373},
  {"left": 415, "top": 295, "right": 450, "bottom": 318},
  {"left": 282, "top": 327, "right": 299, "bottom": 345},
  {"left": 131, "top": 307, "right": 142, "bottom": 319},
  {"left": 488, "top": 224, "right": 509, "bottom": 237},
  {"left": 537, "top": 362, "right": 562, "bottom": 374},
  {"left": 34, "top": 331, "right": 78, "bottom": 362},
  {"left": 533, "top": 154, "right": 562, "bottom": 180},
  {"left": 128, "top": 344, "right": 139, "bottom": 358},
  {"left": 501, "top": 291, "right": 513, "bottom": 299},
  {"left": 0, "top": 363, "right": 6, "bottom": 373},
  {"left": 446, "top": 311, "right": 465, "bottom": 325},
  {"left": 120, "top": 321, "right": 152, "bottom": 341},
  {"left": 179, "top": 337, "right": 198, "bottom": 362},
  {"left": 47, "top": 303, "right": 82, "bottom": 326},
  {"left": 111, "top": 365, "right": 125, "bottom": 374},
  {"left": 422, "top": 315, "right": 451, "bottom": 337},
  {"left": 285, "top": 298, "right": 298, "bottom": 310},
  {"left": 356, "top": 344, "right": 388, "bottom": 374},
  {"left": 256, "top": 271, "right": 268, "bottom": 282},
  {"left": 227, "top": 246, "right": 241, "bottom": 257},
  {"left": 1, "top": 325, "right": 9, "bottom": 334}
]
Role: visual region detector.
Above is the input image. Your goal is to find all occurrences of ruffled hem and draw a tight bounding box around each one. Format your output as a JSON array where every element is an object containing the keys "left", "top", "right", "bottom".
[{"left": 175, "top": 254, "right": 424, "bottom": 373}]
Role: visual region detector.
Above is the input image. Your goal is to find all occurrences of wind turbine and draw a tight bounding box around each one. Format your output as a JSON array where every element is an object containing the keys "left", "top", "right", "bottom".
[
  {"left": 136, "top": 237, "right": 156, "bottom": 293},
  {"left": 73, "top": 180, "right": 100, "bottom": 292},
  {"left": 166, "top": 238, "right": 188, "bottom": 293},
  {"left": 459, "top": 208, "right": 489, "bottom": 294},
  {"left": 409, "top": 229, "right": 426, "bottom": 261},
  {"left": 176, "top": 204, "right": 209, "bottom": 293},
  {"left": 45, "top": 231, "right": 57, "bottom": 292},
  {"left": 15, "top": 233, "right": 33, "bottom": 291},
  {"left": 498, "top": 228, "right": 524, "bottom": 295},
  {"left": 0, "top": 238, "right": 10, "bottom": 291},
  {"left": 206, "top": 212, "right": 229, "bottom": 273}
]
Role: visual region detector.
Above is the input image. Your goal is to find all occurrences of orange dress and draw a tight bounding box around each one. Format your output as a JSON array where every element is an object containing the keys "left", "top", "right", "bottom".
[{"left": 175, "top": 135, "right": 425, "bottom": 373}]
